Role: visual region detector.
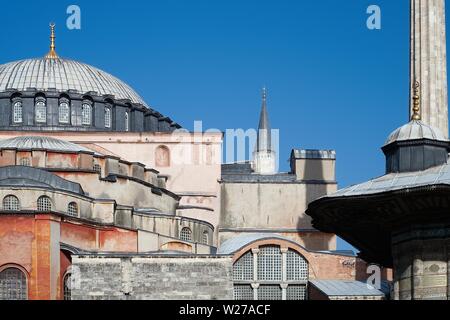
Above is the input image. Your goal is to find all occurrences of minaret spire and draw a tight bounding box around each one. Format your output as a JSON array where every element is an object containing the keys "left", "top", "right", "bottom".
[
  {"left": 253, "top": 87, "right": 276, "bottom": 175},
  {"left": 410, "top": 0, "right": 448, "bottom": 136},
  {"left": 257, "top": 87, "right": 271, "bottom": 151},
  {"left": 45, "top": 23, "right": 59, "bottom": 59}
]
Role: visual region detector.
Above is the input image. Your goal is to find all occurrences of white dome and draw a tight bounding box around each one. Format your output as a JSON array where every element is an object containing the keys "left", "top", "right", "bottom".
[
  {"left": 385, "top": 120, "right": 448, "bottom": 145},
  {"left": 0, "top": 58, "right": 148, "bottom": 107}
]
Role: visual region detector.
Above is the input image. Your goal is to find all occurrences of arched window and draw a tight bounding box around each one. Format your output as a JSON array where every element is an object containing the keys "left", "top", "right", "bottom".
[
  {"left": 59, "top": 101, "right": 70, "bottom": 124},
  {"left": 202, "top": 232, "right": 209, "bottom": 245},
  {"left": 19, "top": 158, "right": 30, "bottom": 166},
  {"left": 232, "top": 245, "right": 308, "bottom": 301},
  {"left": 180, "top": 227, "right": 192, "bottom": 242},
  {"left": 104, "top": 107, "right": 111, "bottom": 128},
  {"left": 63, "top": 273, "right": 71, "bottom": 300},
  {"left": 13, "top": 101, "right": 23, "bottom": 124},
  {"left": 37, "top": 196, "right": 52, "bottom": 212},
  {"left": 81, "top": 103, "right": 92, "bottom": 125},
  {"left": 67, "top": 202, "right": 78, "bottom": 217},
  {"left": 0, "top": 267, "right": 27, "bottom": 300},
  {"left": 35, "top": 99, "right": 47, "bottom": 123},
  {"left": 155, "top": 145, "right": 170, "bottom": 167},
  {"left": 3, "top": 195, "right": 20, "bottom": 211},
  {"left": 124, "top": 112, "right": 129, "bottom": 131}
]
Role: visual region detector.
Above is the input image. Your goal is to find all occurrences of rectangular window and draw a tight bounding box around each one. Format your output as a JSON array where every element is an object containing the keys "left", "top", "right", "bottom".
[
  {"left": 286, "top": 285, "right": 307, "bottom": 300},
  {"left": 257, "top": 285, "right": 282, "bottom": 300},
  {"left": 233, "top": 285, "right": 254, "bottom": 300}
]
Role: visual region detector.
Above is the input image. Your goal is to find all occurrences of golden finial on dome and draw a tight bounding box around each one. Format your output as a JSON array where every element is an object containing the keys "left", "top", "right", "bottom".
[
  {"left": 45, "top": 23, "right": 59, "bottom": 59},
  {"left": 411, "top": 81, "right": 421, "bottom": 121}
]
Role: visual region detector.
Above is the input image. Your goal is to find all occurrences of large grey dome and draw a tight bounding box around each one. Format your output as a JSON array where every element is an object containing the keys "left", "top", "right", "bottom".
[
  {"left": 0, "top": 58, "right": 148, "bottom": 107},
  {"left": 385, "top": 120, "right": 448, "bottom": 146}
]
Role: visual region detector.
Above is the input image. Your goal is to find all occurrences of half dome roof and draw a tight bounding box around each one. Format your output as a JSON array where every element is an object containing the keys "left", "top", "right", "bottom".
[
  {"left": 0, "top": 136, "right": 95, "bottom": 153},
  {"left": 0, "top": 57, "right": 148, "bottom": 107}
]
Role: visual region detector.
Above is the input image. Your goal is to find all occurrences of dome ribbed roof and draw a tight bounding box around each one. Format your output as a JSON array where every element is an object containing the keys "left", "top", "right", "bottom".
[
  {"left": 0, "top": 58, "right": 148, "bottom": 107},
  {"left": 0, "top": 136, "right": 95, "bottom": 153},
  {"left": 385, "top": 120, "right": 448, "bottom": 145}
]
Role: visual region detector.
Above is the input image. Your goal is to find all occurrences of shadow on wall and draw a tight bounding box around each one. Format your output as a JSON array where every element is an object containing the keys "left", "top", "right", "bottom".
[{"left": 297, "top": 156, "right": 329, "bottom": 250}]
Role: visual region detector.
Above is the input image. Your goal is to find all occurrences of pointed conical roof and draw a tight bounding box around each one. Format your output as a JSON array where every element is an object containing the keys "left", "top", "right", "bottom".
[{"left": 257, "top": 88, "right": 272, "bottom": 152}]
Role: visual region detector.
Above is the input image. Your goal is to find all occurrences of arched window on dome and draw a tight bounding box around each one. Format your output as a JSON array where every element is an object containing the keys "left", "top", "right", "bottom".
[
  {"left": 3, "top": 195, "right": 20, "bottom": 211},
  {"left": 19, "top": 158, "right": 30, "bottom": 166},
  {"left": 82, "top": 103, "right": 92, "bottom": 125},
  {"left": 124, "top": 111, "right": 130, "bottom": 131},
  {"left": 0, "top": 267, "right": 28, "bottom": 300},
  {"left": 35, "top": 98, "right": 47, "bottom": 123},
  {"left": 12, "top": 101, "right": 23, "bottom": 124},
  {"left": 59, "top": 100, "right": 70, "bottom": 124},
  {"left": 104, "top": 107, "right": 112, "bottom": 128},
  {"left": 67, "top": 202, "right": 78, "bottom": 217},
  {"left": 37, "top": 196, "right": 52, "bottom": 212},
  {"left": 180, "top": 227, "right": 192, "bottom": 242}
]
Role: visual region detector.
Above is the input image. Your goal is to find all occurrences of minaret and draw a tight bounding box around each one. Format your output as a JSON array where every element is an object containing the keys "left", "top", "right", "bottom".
[
  {"left": 253, "top": 88, "right": 277, "bottom": 175},
  {"left": 410, "top": 0, "right": 448, "bottom": 137}
]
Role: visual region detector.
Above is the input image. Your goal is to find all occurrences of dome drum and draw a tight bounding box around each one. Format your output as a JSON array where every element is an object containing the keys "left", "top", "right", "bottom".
[
  {"left": 0, "top": 88, "right": 180, "bottom": 132},
  {"left": 382, "top": 139, "right": 450, "bottom": 174}
]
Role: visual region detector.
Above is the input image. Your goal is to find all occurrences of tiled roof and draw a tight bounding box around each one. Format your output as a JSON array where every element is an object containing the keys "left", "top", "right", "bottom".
[
  {"left": 310, "top": 280, "right": 387, "bottom": 297},
  {"left": 328, "top": 162, "right": 450, "bottom": 198}
]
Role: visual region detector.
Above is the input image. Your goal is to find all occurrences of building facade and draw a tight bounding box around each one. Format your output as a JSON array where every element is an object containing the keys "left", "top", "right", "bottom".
[{"left": 0, "top": 25, "right": 389, "bottom": 300}]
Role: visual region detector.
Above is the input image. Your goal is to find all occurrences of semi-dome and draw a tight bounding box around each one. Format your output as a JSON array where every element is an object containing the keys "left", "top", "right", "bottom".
[
  {"left": 0, "top": 57, "right": 148, "bottom": 107},
  {"left": 384, "top": 120, "right": 447, "bottom": 146},
  {"left": 0, "top": 136, "right": 95, "bottom": 153}
]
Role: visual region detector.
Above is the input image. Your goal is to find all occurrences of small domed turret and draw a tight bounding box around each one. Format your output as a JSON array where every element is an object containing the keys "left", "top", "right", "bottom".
[{"left": 382, "top": 82, "right": 450, "bottom": 173}]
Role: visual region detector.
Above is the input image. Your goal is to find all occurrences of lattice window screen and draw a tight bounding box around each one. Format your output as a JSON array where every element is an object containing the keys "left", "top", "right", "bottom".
[
  {"left": 286, "top": 285, "right": 307, "bottom": 300},
  {"left": 257, "top": 285, "right": 282, "bottom": 300},
  {"left": 233, "top": 285, "right": 254, "bottom": 300},
  {"left": 233, "top": 251, "right": 253, "bottom": 281},
  {"left": 180, "top": 227, "right": 192, "bottom": 241},
  {"left": 257, "top": 246, "right": 282, "bottom": 281},
  {"left": 13, "top": 102, "right": 22, "bottom": 123},
  {"left": 3, "top": 195, "right": 20, "bottom": 211},
  {"left": 286, "top": 249, "right": 308, "bottom": 281},
  {"left": 68, "top": 202, "right": 78, "bottom": 217},
  {"left": 37, "top": 196, "right": 52, "bottom": 212},
  {"left": 82, "top": 104, "right": 92, "bottom": 125},
  {"left": 0, "top": 268, "right": 27, "bottom": 300}
]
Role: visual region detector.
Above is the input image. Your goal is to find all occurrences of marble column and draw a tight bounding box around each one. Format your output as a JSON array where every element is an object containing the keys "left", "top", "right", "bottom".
[
  {"left": 410, "top": 0, "right": 449, "bottom": 137},
  {"left": 392, "top": 225, "right": 449, "bottom": 300}
]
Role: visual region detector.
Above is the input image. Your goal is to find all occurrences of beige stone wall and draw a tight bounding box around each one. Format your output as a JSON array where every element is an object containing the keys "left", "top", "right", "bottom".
[{"left": 219, "top": 181, "right": 337, "bottom": 250}]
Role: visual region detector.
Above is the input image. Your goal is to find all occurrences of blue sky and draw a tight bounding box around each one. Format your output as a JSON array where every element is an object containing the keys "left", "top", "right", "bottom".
[{"left": 0, "top": 0, "right": 440, "bottom": 250}]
